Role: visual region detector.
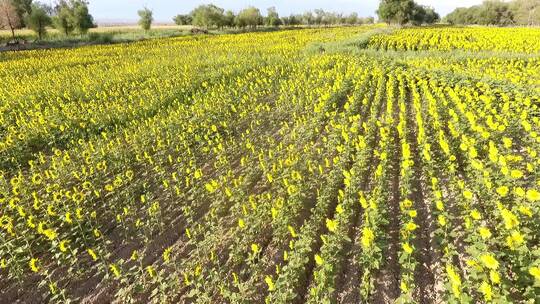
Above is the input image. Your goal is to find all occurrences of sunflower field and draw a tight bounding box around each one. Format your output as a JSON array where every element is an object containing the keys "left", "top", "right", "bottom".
[{"left": 0, "top": 25, "right": 539, "bottom": 303}]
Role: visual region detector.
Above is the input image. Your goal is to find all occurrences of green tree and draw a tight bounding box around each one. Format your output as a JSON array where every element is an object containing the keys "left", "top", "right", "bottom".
[
  {"left": 53, "top": 1, "right": 73, "bottom": 35},
  {"left": 444, "top": 8, "right": 463, "bottom": 24},
  {"left": 326, "top": 12, "right": 340, "bottom": 25},
  {"left": 24, "top": 3, "right": 51, "bottom": 39},
  {"left": 265, "top": 6, "right": 281, "bottom": 27},
  {"left": 423, "top": 6, "right": 440, "bottom": 24},
  {"left": 346, "top": 12, "right": 359, "bottom": 24},
  {"left": 70, "top": 0, "right": 94, "bottom": 34},
  {"left": 235, "top": 6, "right": 262, "bottom": 28},
  {"left": 302, "top": 11, "right": 314, "bottom": 26},
  {"left": 510, "top": 0, "right": 540, "bottom": 25},
  {"left": 288, "top": 14, "right": 301, "bottom": 26},
  {"left": 173, "top": 14, "right": 192, "bottom": 25},
  {"left": 445, "top": 6, "right": 480, "bottom": 24},
  {"left": 319, "top": 10, "right": 335, "bottom": 26},
  {"left": 364, "top": 16, "right": 375, "bottom": 24},
  {"left": 0, "top": 0, "right": 21, "bottom": 39},
  {"left": 222, "top": 10, "right": 235, "bottom": 28},
  {"left": 479, "top": 0, "right": 514, "bottom": 25},
  {"left": 52, "top": 1, "right": 94, "bottom": 35},
  {"left": 411, "top": 4, "right": 439, "bottom": 25},
  {"left": 190, "top": 4, "right": 224, "bottom": 28},
  {"left": 138, "top": 7, "right": 153, "bottom": 31},
  {"left": 445, "top": 0, "right": 538, "bottom": 25},
  {"left": 411, "top": 4, "right": 426, "bottom": 25},
  {"left": 313, "top": 9, "right": 325, "bottom": 25},
  {"left": 377, "top": 0, "right": 415, "bottom": 25},
  {"left": 11, "top": 0, "right": 31, "bottom": 27}
]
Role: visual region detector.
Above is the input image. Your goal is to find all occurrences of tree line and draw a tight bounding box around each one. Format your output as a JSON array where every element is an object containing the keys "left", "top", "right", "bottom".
[
  {"left": 0, "top": 0, "right": 94, "bottom": 40},
  {"left": 172, "top": 5, "right": 376, "bottom": 29},
  {"left": 173, "top": 1, "right": 442, "bottom": 29},
  {"left": 444, "top": 0, "right": 540, "bottom": 26}
]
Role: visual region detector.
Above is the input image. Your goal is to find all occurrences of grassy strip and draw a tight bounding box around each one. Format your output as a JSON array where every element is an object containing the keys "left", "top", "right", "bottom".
[{"left": 304, "top": 26, "right": 395, "bottom": 54}]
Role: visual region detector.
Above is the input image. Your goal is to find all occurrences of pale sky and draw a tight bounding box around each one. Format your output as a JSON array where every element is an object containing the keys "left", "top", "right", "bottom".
[{"left": 79, "top": 0, "right": 484, "bottom": 23}]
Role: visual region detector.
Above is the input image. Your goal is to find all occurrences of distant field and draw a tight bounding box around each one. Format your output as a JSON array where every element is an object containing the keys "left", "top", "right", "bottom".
[
  {"left": 0, "top": 24, "right": 191, "bottom": 36},
  {"left": 0, "top": 25, "right": 193, "bottom": 46},
  {"left": 0, "top": 25, "right": 539, "bottom": 303},
  {"left": 0, "top": 24, "right": 298, "bottom": 51}
]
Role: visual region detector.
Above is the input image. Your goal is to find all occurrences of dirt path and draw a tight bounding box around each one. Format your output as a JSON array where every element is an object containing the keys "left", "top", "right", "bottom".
[
  {"left": 336, "top": 97, "right": 381, "bottom": 303},
  {"left": 371, "top": 130, "right": 401, "bottom": 303},
  {"left": 371, "top": 75, "right": 401, "bottom": 303},
  {"left": 406, "top": 86, "right": 440, "bottom": 304}
]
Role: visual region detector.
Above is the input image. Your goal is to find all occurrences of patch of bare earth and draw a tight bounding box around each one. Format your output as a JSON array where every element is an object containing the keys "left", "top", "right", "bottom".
[
  {"left": 372, "top": 79, "right": 401, "bottom": 304},
  {"left": 407, "top": 87, "right": 441, "bottom": 304}
]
